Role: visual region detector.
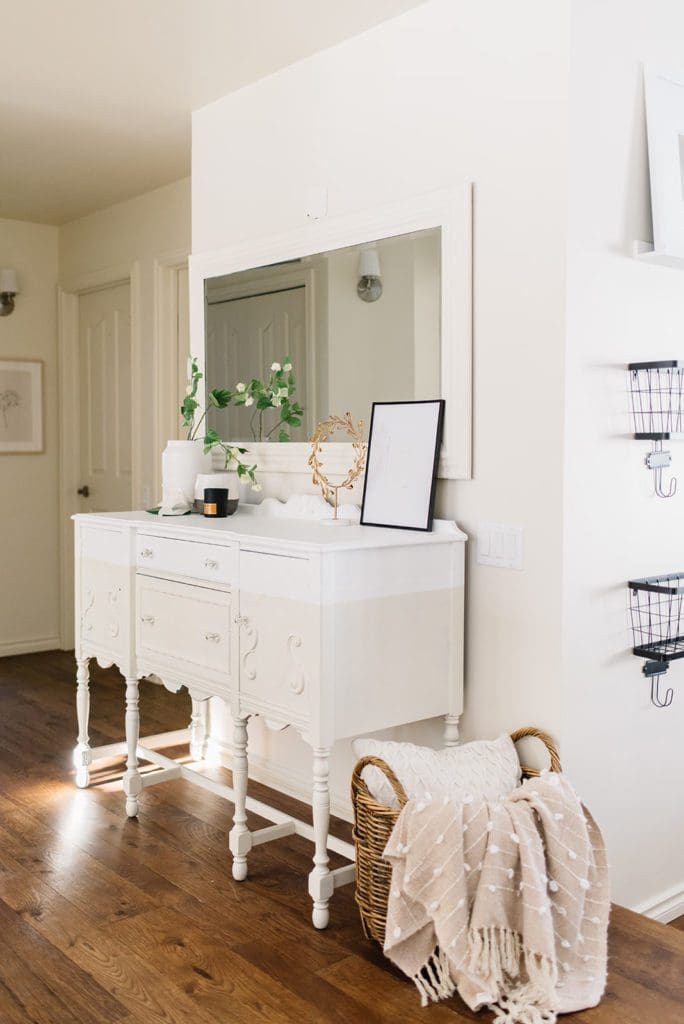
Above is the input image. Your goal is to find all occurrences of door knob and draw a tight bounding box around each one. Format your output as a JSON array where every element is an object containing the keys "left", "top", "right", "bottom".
[{"left": 77, "top": 485, "right": 90, "bottom": 498}]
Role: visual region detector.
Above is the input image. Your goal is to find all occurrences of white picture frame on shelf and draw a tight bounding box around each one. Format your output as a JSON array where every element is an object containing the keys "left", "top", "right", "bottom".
[
  {"left": 360, "top": 399, "right": 445, "bottom": 532},
  {"left": 644, "top": 66, "right": 684, "bottom": 261},
  {"left": 0, "top": 359, "right": 43, "bottom": 454}
]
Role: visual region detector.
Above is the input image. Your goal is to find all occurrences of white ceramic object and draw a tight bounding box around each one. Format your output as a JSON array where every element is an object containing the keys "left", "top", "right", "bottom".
[{"left": 161, "top": 440, "right": 212, "bottom": 511}]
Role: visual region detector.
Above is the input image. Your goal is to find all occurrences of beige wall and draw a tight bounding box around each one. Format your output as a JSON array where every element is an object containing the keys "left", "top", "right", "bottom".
[
  {"left": 0, "top": 218, "right": 59, "bottom": 654},
  {"left": 59, "top": 176, "right": 191, "bottom": 510},
  {"left": 563, "top": 0, "right": 684, "bottom": 918},
  {"left": 193, "top": 0, "right": 570, "bottom": 826},
  {"left": 0, "top": 179, "right": 190, "bottom": 655}
]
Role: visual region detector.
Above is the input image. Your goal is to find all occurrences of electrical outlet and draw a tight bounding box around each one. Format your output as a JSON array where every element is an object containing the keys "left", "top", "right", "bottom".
[{"left": 477, "top": 524, "right": 524, "bottom": 570}]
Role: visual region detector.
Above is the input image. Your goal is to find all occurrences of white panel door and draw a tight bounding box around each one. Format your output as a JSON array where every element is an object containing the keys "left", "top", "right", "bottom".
[
  {"left": 78, "top": 283, "right": 132, "bottom": 512},
  {"left": 206, "top": 287, "right": 307, "bottom": 441}
]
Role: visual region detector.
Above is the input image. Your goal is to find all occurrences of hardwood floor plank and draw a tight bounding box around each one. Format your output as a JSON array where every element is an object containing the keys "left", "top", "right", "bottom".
[
  {"left": 111, "top": 906, "right": 343, "bottom": 1023},
  {"left": 0, "top": 897, "right": 129, "bottom": 1024},
  {"left": 0, "top": 651, "right": 681, "bottom": 1024}
]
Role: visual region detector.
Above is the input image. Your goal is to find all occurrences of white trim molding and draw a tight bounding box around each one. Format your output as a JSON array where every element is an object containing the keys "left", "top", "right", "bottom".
[
  {"left": 0, "top": 635, "right": 61, "bottom": 658},
  {"left": 634, "top": 883, "right": 684, "bottom": 924},
  {"left": 153, "top": 248, "right": 190, "bottom": 499},
  {"left": 190, "top": 185, "right": 473, "bottom": 480}
]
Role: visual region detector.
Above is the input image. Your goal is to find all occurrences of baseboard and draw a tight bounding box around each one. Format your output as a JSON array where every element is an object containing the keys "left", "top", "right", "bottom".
[
  {"left": 206, "top": 736, "right": 353, "bottom": 823},
  {"left": 633, "top": 884, "right": 684, "bottom": 924},
  {"left": 0, "top": 635, "right": 60, "bottom": 658}
]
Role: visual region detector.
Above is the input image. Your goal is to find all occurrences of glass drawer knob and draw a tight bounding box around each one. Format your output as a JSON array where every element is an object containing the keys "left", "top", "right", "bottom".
[
  {"left": 205, "top": 632, "right": 221, "bottom": 642},
  {"left": 141, "top": 615, "right": 155, "bottom": 624},
  {"left": 205, "top": 558, "right": 218, "bottom": 569},
  {"left": 140, "top": 548, "right": 154, "bottom": 559}
]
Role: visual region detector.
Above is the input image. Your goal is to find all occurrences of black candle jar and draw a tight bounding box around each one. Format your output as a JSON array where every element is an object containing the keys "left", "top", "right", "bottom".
[{"left": 203, "top": 487, "right": 229, "bottom": 518}]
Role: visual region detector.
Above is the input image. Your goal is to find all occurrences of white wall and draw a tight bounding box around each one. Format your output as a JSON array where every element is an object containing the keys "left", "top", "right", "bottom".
[
  {"left": 193, "top": 0, "right": 570, "bottom": 816},
  {"left": 59, "top": 177, "right": 191, "bottom": 508},
  {"left": 0, "top": 219, "right": 59, "bottom": 655},
  {"left": 563, "top": 0, "right": 684, "bottom": 917}
]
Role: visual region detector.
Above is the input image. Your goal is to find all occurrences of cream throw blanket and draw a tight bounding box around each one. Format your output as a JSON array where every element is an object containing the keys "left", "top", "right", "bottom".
[{"left": 383, "top": 772, "right": 609, "bottom": 1023}]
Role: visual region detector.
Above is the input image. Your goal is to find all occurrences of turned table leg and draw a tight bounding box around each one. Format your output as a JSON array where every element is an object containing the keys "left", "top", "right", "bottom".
[
  {"left": 309, "top": 746, "right": 333, "bottom": 929},
  {"left": 189, "top": 697, "right": 208, "bottom": 761},
  {"left": 444, "top": 713, "right": 461, "bottom": 747},
  {"left": 74, "top": 657, "right": 92, "bottom": 789},
  {"left": 229, "top": 714, "right": 252, "bottom": 880},
  {"left": 123, "top": 677, "right": 142, "bottom": 818}
]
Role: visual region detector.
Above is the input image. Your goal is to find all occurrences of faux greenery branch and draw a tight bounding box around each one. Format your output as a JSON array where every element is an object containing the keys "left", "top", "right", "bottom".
[
  {"left": 231, "top": 358, "right": 304, "bottom": 442},
  {"left": 181, "top": 358, "right": 260, "bottom": 491}
]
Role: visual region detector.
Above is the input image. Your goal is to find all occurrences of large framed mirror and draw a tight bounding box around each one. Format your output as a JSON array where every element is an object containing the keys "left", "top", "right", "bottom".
[{"left": 189, "top": 185, "right": 472, "bottom": 479}]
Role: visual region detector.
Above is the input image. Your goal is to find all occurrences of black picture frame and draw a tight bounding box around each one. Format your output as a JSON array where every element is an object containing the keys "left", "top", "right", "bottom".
[{"left": 360, "top": 399, "right": 445, "bottom": 532}]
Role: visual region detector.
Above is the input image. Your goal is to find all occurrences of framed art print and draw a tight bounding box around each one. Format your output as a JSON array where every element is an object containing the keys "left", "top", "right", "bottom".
[
  {"left": 0, "top": 359, "right": 43, "bottom": 454},
  {"left": 644, "top": 65, "right": 684, "bottom": 259},
  {"left": 360, "top": 399, "right": 445, "bottom": 531}
]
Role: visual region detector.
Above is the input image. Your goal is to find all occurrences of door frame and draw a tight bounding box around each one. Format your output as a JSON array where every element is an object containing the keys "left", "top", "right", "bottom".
[
  {"left": 153, "top": 248, "right": 190, "bottom": 501},
  {"left": 57, "top": 261, "right": 141, "bottom": 649}
]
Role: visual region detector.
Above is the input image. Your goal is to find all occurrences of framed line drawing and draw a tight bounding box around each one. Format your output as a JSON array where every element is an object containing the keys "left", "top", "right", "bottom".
[
  {"left": 360, "top": 399, "right": 445, "bottom": 532},
  {"left": 0, "top": 359, "right": 43, "bottom": 454}
]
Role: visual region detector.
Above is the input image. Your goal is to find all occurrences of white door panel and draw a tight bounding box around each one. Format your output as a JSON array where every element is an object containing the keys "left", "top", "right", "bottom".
[{"left": 78, "top": 283, "right": 132, "bottom": 513}]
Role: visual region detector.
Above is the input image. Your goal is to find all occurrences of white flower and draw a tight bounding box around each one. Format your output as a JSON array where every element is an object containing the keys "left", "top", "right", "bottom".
[
  {"left": 229, "top": 447, "right": 240, "bottom": 459},
  {"left": 251, "top": 483, "right": 262, "bottom": 492},
  {"left": 271, "top": 362, "right": 281, "bottom": 372},
  {"left": 244, "top": 396, "right": 254, "bottom": 407},
  {"left": 283, "top": 362, "right": 292, "bottom": 372},
  {"left": 236, "top": 382, "right": 246, "bottom": 393},
  {"left": 185, "top": 385, "right": 193, "bottom": 395},
  {"left": 278, "top": 387, "right": 289, "bottom": 398},
  {"left": 272, "top": 396, "right": 282, "bottom": 407}
]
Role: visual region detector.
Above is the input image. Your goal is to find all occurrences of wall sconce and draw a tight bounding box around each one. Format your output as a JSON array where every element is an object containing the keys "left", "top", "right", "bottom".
[
  {"left": 357, "top": 244, "right": 382, "bottom": 303},
  {"left": 0, "top": 269, "right": 19, "bottom": 317}
]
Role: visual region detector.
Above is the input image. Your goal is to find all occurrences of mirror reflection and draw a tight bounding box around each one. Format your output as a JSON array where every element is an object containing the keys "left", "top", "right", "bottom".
[{"left": 204, "top": 226, "right": 441, "bottom": 441}]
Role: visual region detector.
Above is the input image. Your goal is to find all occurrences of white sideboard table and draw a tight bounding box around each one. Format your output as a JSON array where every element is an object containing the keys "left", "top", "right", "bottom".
[{"left": 73, "top": 505, "right": 465, "bottom": 927}]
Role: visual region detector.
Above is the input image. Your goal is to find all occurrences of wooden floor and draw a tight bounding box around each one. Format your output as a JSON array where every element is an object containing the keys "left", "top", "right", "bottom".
[{"left": 0, "top": 651, "right": 682, "bottom": 1023}]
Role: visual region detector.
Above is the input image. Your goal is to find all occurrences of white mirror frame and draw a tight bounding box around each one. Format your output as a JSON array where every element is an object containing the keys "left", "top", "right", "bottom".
[{"left": 189, "top": 184, "right": 472, "bottom": 480}]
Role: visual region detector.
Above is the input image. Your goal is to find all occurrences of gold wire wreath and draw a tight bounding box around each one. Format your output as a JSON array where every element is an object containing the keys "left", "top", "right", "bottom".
[{"left": 308, "top": 412, "right": 367, "bottom": 511}]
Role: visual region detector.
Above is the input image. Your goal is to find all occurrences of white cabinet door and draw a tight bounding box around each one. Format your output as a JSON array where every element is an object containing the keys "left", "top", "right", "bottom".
[
  {"left": 77, "top": 524, "right": 132, "bottom": 665},
  {"left": 237, "top": 550, "right": 319, "bottom": 729}
]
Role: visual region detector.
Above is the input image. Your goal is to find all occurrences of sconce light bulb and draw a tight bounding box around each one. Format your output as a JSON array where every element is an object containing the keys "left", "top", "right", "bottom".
[{"left": 357, "top": 275, "right": 383, "bottom": 303}]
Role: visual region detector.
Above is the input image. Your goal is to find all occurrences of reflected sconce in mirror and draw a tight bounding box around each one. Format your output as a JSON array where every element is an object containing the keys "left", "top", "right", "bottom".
[
  {"left": 357, "top": 244, "right": 382, "bottom": 303},
  {"left": 0, "top": 269, "right": 19, "bottom": 316}
]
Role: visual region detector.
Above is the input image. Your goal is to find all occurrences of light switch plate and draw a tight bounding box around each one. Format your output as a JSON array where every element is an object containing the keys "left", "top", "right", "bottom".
[{"left": 477, "top": 523, "right": 524, "bottom": 570}]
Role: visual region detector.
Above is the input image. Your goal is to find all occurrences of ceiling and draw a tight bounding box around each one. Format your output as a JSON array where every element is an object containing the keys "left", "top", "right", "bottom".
[{"left": 0, "top": 0, "right": 425, "bottom": 226}]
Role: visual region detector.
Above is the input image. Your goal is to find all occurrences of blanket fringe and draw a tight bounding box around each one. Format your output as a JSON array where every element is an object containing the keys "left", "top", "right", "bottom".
[
  {"left": 412, "top": 947, "right": 457, "bottom": 1007},
  {"left": 414, "top": 929, "right": 558, "bottom": 1023}
]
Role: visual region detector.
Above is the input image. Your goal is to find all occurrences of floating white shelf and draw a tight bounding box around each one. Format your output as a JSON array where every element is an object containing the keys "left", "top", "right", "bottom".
[{"left": 633, "top": 240, "right": 684, "bottom": 269}]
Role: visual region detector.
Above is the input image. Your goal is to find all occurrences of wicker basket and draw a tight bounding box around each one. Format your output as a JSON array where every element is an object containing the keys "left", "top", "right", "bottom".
[{"left": 350, "top": 726, "right": 562, "bottom": 946}]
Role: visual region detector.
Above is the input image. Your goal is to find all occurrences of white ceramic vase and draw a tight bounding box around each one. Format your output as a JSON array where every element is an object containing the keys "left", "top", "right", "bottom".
[{"left": 161, "top": 439, "right": 212, "bottom": 510}]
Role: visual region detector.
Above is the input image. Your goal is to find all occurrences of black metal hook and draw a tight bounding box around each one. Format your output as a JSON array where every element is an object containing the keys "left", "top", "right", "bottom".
[
  {"left": 643, "top": 661, "right": 674, "bottom": 708},
  {"left": 651, "top": 674, "right": 674, "bottom": 708}
]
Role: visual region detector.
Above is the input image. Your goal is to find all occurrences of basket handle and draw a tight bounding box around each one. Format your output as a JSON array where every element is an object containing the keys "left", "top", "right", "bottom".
[
  {"left": 351, "top": 755, "right": 409, "bottom": 809},
  {"left": 511, "top": 727, "right": 562, "bottom": 776}
]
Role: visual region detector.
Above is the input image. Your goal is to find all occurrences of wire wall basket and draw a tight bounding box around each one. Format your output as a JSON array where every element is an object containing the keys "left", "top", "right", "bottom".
[
  {"left": 628, "top": 573, "right": 684, "bottom": 707},
  {"left": 628, "top": 361, "right": 684, "bottom": 438},
  {"left": 628, "top": 361, "right": 684, "bottom": 497}
]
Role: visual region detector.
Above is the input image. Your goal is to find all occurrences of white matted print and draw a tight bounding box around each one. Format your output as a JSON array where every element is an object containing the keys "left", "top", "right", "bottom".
[
  {"left": 0, "top": 360, "right": 43, "bottom": 453},
  {"left": 360, "top": 400, "right": 444, "bottom": 531},
  {"left": 645, "top": 66, "right": 684, "bottom": 259}
]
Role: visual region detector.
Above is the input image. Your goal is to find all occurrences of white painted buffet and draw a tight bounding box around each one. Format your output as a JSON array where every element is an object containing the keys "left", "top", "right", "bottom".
[{"left": 73, "top": 506, "right": 465, "bottom": 927}]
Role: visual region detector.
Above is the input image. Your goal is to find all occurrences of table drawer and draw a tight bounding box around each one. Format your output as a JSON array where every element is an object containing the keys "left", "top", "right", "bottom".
[
  {"left": 136, "top": 533, "right": 233, "bottom": 586},
  {"left": 136, "top": 576, "right": 232, "bottom": 677}
]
